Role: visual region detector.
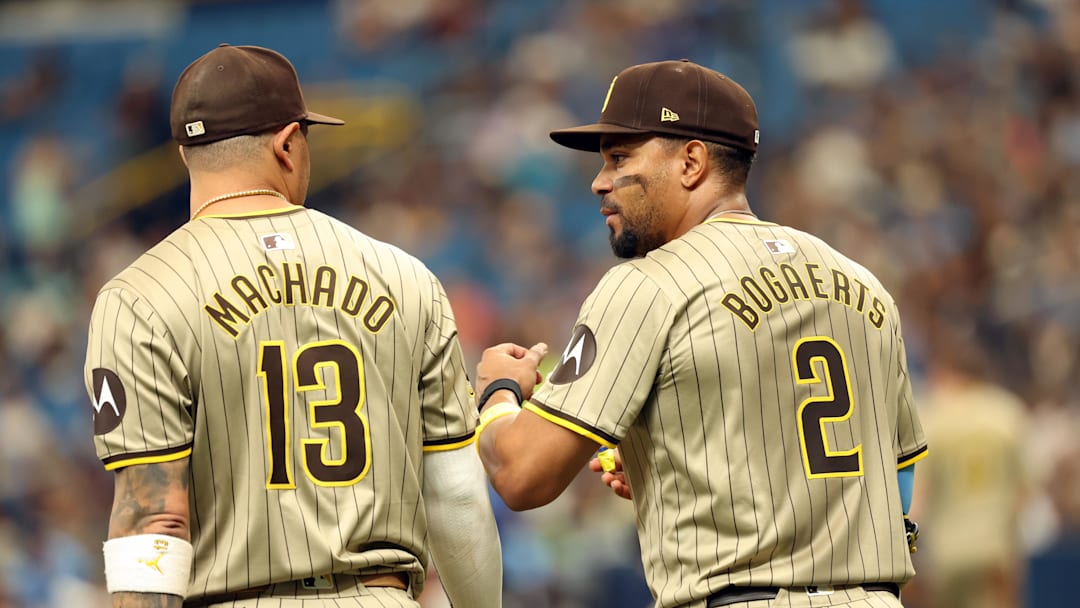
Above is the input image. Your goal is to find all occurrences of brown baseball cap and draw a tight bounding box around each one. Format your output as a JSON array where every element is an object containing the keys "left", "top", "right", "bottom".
[
  {"left": 550, "top": 59, "right": 759, "bottom": 153},
  {"left": 171, "top": 44, "right": 344, "bottom": 146}
]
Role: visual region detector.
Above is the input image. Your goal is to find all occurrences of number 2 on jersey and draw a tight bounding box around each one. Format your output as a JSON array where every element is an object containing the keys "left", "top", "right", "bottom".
[
  {"left": 258, "top": 340, "right": 372, "bottom": 489},
  {"left": 792, "top": 337, "right": 863, "bottom": 479}
]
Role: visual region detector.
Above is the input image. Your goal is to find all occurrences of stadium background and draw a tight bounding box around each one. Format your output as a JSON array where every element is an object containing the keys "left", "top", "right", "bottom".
[{"left": 1, "top": 0, "right": 1078, "bottom": 606}]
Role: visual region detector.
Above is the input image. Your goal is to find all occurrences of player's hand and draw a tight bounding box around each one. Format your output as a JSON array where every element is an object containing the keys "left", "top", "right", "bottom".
[
  {"left": 588, "top": 447, "right": 632, "bottom": 501},
  {"left": 904, "top": 515, "right": 919, "bottom": 554},
  {"left": 476, "top": 342, "right": 548, "bottom": 400}
]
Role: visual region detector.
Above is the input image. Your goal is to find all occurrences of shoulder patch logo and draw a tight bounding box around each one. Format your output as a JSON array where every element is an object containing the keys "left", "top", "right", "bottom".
[
  {"left": 549, "top": 325, "right": 598, "bottom": 384},
  {"left": 764, "top": 239, "right": 795, "bottom": 255},
  {"left": 91, "top": 368, "right": 127, "bottom": 435},
  {"left": 262, "top": 233, "right": 295, "bottom": 251}
]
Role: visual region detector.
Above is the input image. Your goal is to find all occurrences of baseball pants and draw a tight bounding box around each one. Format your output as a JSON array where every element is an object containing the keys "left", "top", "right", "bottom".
[
  {"left": 714, "top": 586, "right": 903, "bottom": 608},
  {"left": 186, "top": 573, "right": 420, "bottom": 608}
]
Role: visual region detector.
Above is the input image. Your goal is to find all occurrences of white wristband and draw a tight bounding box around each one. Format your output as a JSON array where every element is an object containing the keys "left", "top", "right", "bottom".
[{"left": 104, "top": 534, "right": 193, "bottom": 596}]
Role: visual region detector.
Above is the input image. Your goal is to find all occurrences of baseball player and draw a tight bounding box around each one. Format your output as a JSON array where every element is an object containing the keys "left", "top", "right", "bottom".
[
  {"left": 472, "top": 60, "right": 927, "bottom": 608},
  {"left": 916, "top": 335, "right": 1027, "bottom": 608},
  {"left": 84, "top": 44, "right": 502, "bottom": 607}
]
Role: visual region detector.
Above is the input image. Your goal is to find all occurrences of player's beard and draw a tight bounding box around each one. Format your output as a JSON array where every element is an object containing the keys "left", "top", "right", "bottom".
[{"left": 607, "top": 173, "right": 668, "bottom": 258}]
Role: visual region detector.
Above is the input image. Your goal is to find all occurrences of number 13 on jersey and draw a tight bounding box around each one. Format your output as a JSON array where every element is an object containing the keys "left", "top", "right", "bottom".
[
  {"left": 258, "top": 340, "right": 372, "bottom": 489},
  {"left": 792, "top": 336, "right": 863, "bottom": 479}
]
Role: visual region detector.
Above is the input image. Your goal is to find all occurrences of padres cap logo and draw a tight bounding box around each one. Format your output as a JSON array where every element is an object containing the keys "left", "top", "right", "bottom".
[
  {"left": 549, "top": 325, "right": 597, "bottom": 384},
  {"left": 91, "top": 368, "right": 127, "bottom": 435},
  {"left": 601, "top": 76, "right": 618, "bottom": 113}
]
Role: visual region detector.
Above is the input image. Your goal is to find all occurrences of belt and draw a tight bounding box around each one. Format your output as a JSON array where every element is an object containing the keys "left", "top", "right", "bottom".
[
  {"left": 706, "top": 583, "right": 900, "bottom": 607},
  {"left": 188, "top": 572, "right": 409, "bottom": 606}
]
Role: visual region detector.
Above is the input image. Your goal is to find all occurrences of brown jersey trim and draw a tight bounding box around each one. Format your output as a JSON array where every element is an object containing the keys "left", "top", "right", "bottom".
[
  {"left": 198, "top": 206, "right": 307, "bottom": 220},
  {"left": 524, "top": 399, "right": 618, "bottom": 448},
  {"left": 896, "top": 444, "right": 928, "bottom": 469},
  {"left": 102, "top": 444, "right": 194, "bottom": 471},
  {"left": 422, "top": 432, "right": 476, "bottom": 452}
]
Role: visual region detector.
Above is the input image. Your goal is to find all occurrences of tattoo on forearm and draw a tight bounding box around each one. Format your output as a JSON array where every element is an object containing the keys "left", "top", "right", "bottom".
[{"left": 109, "top": 461, "right": 190, "bottom": 537}]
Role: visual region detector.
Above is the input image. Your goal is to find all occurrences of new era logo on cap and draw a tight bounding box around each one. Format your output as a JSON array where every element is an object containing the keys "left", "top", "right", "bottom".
[
  {"left": 660, "top": 107, "right": 680, "bottom": 122},
  {"left": 185, "top": 121, "right": 206, "bottom": 137}
]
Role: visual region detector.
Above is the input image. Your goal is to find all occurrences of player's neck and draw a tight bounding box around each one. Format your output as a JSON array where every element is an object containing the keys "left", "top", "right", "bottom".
[
  {"left": 190, "top": 190, "right": 296, "bottom": 219},
  {"left": 684, "top": 191, "right": 754, "bottom": 232},
  {"left": 189, "top": 175, "right": 297, "bottom": 219}
]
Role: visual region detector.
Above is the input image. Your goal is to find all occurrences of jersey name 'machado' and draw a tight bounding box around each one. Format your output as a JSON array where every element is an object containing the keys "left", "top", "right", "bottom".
[
  {"left": 721, "top": 262, "right": 886, "bottom": 331},
  {"left": 203, "top": 261, "right": 396, "bottom": 338}
]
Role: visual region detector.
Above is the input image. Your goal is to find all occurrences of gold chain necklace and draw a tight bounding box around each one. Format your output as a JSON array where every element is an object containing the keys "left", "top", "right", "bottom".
[{"left": 191, "top": 189, "right": 289, "bottom": 219}]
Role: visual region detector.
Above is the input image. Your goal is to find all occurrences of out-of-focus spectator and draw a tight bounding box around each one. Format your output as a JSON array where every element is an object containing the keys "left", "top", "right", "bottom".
[
  {"left": 0, "top": 386, "right": 109, "bottom": 607},
  {"left": 789, "top": 0, "right": 896, "bottom": 91},
  {"left": 112, "top": 57, "right": 170, "bottom": 158},
  {"left": 336, "top": 0, "right": 482, "bottom": 53},
  {"left": 9, "top": 136, "right": 75, "bottom": 258},
  {"left": 0, "top": 48, "right": 64, "bottom": 124},
  {"left": 912, "top": 331, "right": 1029, "bottom": 608}
]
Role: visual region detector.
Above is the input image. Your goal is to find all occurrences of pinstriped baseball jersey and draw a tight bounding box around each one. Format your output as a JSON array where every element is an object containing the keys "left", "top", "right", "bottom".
[
  {"left": 528, "top": 216, "right": 928, "bottom": 608},
  {"left": 84, "top": 206, "right": 476, "bottom": 600}
]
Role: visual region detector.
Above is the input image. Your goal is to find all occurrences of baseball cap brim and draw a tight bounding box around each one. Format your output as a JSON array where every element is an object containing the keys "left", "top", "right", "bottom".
[
  {"left": 304, "top": 110, "right": 345, "bottom": 126},
  {"left": 550, "top": 123, "right": 652, "bottom": 152}
]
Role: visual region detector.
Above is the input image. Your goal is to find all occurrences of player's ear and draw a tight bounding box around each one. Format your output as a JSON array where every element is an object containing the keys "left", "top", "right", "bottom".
[
  {"left": 178, "top": 145, "right": 189, "bottom": 168},
  {"left": 272, "top": 122, "right": 301, "bottom": 171},
  {"left": 680, "top": 140, "right": 709, "bottom": 189}
]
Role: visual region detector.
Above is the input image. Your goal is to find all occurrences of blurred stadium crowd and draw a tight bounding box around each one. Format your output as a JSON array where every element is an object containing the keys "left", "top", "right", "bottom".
[{"left": 1, "top": 0, "right": 1078, "bottom": 606}]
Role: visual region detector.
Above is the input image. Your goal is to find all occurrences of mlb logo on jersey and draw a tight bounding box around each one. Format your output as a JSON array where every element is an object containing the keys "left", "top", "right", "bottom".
[
  {"left": 301, "top": 574, "right": 334, "bottom": 589},
  {"left": 763, "top": 239, "right": 795, "bottom": 255},
  {"left": 262, "top": 233, "right": 296, "bottom": 251}
]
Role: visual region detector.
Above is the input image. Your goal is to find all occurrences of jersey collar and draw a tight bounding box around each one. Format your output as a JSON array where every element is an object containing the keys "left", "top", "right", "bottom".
[{"left": 196, "top": 206, "right": 307, "bottom": 220}]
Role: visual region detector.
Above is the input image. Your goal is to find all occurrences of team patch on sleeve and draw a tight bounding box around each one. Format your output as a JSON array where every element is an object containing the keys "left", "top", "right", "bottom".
[
  {"left": 91, "top": 368, "right": 127, "bottom": 435},
  {"left": 549, "top": 324, "right": 597, "bottom": 384}
]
